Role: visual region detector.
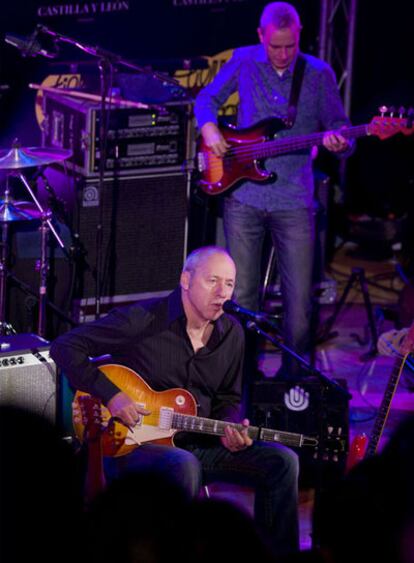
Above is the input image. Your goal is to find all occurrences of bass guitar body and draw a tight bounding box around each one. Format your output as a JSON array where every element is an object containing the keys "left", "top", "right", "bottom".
[{"left": 197, "top": 118, "right": 284, "bottom": 195}]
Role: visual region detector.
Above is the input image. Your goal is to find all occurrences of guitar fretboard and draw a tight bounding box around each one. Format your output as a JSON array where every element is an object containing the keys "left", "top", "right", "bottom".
[
  {"left": 249, "top": 124, "right": 368, "bottom": 160},
  {"left": 172, "top": 413, "right": 311, "bottom": 448}
]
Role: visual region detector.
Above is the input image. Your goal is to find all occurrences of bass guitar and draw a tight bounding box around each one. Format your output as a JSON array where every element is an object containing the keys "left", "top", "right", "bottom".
[
  {"left": 347, "top": 321, "right": 414, "bottom": 471},
  {"left": 72, "top": 364, "right": 318, "bottom": 458},
  {"left": 197, "top": 109, "right": 414, "bottom": 195}
]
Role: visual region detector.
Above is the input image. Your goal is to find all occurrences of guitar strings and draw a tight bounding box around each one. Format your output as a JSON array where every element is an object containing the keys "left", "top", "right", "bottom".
[
  {"left": 201, "top": 124, "right": 367, "bottom": 173},
  {"left": 201, "top": 120, "right": 407, "bottom": 176}
]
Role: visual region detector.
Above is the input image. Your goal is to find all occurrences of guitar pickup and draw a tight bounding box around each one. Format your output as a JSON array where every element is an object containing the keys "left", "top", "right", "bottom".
[{"left": 159, "top": 407, "right": 174, "bottom": 430}]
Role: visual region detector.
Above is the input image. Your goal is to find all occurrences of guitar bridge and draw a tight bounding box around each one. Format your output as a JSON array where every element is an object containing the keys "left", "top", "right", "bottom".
[{"left": 159, "top": 407, "right": 174, "bottom": 430}]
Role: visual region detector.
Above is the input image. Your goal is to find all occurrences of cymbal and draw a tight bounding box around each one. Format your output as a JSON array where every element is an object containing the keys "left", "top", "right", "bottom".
[
  {"left": 0, "top": 200, "right": 41, "bottom": 222},
  {"left": 13, "top": 201, "right": 44, "bottom": 220},
  {"left": 0, "top": 146, "right": 72, "bottom": 170}
]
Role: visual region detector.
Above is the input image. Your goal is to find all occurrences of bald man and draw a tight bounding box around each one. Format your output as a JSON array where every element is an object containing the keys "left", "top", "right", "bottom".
[{"left": 51, "top": 246, "right": 299, "bottom": 555}]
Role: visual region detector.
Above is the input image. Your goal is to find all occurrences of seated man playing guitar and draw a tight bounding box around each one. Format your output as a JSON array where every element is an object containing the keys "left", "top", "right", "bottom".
[{"left": 50, "top": 246, "right": 300, "bottom": 557}]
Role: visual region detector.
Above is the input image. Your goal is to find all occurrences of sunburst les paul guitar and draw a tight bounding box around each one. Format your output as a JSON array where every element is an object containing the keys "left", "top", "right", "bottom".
[
  {"left": 347, "top": 321, "right": 414, "bottom": 471},
  {"left": 197, "top": 110, "right": 414, "bottom": 195},
  {"left": 72, "top": 364, "right": 319, "bottom": 458}
]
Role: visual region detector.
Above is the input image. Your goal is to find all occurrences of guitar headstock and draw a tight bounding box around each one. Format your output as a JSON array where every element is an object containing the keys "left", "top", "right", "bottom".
[
  {"left": 73, "top": 394, "right": 103, "bottom": 442},
  {"left": 368, "top": 106, "right": 414, "bottom": 140},
  {"left": 314, "top": 425, "right": 348, "bottom": 464},
  {"left": 401, "top": 320, "right": 414, "bottom": 356}
]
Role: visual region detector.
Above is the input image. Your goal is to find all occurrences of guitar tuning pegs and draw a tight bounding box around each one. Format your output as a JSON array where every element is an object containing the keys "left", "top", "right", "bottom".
[
  {"left": 399, "top": 106, "right": 406, "bottom": 117},
  {"left": 379, "top": 105, "right": 388, "bottom": 116},
  {"left": 389, "top": 105, "right": 396, "bottom": 116}
]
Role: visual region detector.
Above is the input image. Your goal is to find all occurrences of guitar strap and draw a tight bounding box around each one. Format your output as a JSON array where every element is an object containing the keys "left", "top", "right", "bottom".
[{"left": 285, "top": 53, "right": 307, "bottom": 129}]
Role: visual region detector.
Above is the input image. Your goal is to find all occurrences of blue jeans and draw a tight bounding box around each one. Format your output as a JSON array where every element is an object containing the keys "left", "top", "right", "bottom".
[
  {"left": 224, "top": 197, "right": 315, "bottom": 378},
  {"left": 105, "top": 441, "right": 299, "bottom": 556}
]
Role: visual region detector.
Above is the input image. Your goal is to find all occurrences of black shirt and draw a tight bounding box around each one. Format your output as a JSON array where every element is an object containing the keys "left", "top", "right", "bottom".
[{"left": 50, "top": 288, "right": 245, "bottom": 422}]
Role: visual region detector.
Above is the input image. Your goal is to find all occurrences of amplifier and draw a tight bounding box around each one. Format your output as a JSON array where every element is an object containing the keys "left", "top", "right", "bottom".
[
  {"left": 249, "top": 376, "right": 350, "bottom": 485},
  {"left": 72, "top": 171, "right": 190, "bottom": 302},
  {"left": 41, "top": 91, "right": 193, "bottom": 177},
  {"left": 0, "top": 333, "right": 57, "bottom": 423}
]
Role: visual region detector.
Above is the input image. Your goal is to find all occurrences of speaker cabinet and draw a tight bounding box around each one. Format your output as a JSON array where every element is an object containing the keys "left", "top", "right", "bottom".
[
  {"left": 249, "top": 376, "right": 349, "bottom": 485},
  {"left": 0, "top": 334, "right": 57, "bottom": 422},
  {"left": 74, "top": 172, "right": 190, "bottom": 301}
]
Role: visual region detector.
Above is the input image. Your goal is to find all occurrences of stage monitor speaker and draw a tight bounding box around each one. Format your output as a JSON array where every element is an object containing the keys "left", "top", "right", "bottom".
[
  {"left": 249, "top": 376, "right": 349, "bottom": 486},
  {"left": 0, "top": 334, "right": 57, "bottom": 423},
  {"left": 74, "top": 172, "right": 190, "bottom": 300}
]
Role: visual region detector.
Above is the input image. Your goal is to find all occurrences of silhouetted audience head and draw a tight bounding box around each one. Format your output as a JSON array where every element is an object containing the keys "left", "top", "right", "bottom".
[
  {"left": 0, "top": 405, "right": 83, "bottom": 563},
  {"left": 85, "top": 471, "right": 277, "bottom": 563},
  {"left": 85, "top": 470, "right": 191, "bottom": 563},
  {"left": 315, "top": 413, "right": 414, "bottom": 563},
  {"left": 185, "top": 497, "right": 275, "bottom": 563}
]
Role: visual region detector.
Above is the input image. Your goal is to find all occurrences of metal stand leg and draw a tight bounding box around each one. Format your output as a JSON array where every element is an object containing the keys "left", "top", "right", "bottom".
[
  {"left": 317, "top": 267, "right": 378, "bottom": 356},
  {"left": 37, "top": 213, "right": 51, "bottom": 338},
  {"left": 0, "top": 222, "right": 8, "bottom": 331}
]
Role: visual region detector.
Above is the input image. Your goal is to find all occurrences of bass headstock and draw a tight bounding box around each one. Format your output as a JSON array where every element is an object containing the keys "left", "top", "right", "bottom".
[{"left": 368, "top": 105, "right": 414, "bottom": 140}]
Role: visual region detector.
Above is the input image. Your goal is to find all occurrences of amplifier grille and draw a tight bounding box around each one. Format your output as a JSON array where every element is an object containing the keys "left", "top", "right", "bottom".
[
  {"left": 0, "top": 347, "right": 56, "bottom": 422},
  {"left": 75, "top": 172, "right": 189, "bottom": 299}
]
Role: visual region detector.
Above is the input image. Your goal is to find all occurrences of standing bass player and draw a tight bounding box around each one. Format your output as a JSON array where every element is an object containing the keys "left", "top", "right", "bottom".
[{"left": 195, "top": 1, "right": 353, "bottom": 380}]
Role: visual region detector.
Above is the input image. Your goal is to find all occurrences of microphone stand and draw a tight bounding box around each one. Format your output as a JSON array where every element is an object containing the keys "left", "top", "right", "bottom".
[
  {"left": 244, "top": 319, "right": 352, "bottom": 401},
  {"left": 37, "top": 26, "right": 188, "bottom": 319}
]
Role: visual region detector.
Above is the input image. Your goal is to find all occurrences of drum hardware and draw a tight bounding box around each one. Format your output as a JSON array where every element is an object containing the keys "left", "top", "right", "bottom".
[
  {"left": 0, "top": 140, "right": 74, "bottom": 337},
  {"left": 0, "top": 177, "right": 39, "bottom": 335}
]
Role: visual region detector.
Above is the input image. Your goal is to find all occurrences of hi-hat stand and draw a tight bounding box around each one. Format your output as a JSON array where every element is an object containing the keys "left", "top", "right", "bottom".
[{"left": 317, "top": 266, "right": 378, "bottom": 357}]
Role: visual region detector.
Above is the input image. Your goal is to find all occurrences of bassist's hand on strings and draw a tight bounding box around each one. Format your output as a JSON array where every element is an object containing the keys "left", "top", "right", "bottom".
[
  {"left": 221, "top": 418, "right": 253, "bottom": 452},
  {"left": 201, "top": 121, "right": 230, "bottom": 157},
  {"left": 107, "top": 391, "right": 151, "bottom": 428},
  {"left": 322, "top": 129, "right": 349, "bottom": 153}
]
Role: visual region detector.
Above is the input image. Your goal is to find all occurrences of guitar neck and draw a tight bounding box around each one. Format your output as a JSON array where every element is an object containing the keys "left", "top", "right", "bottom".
[
  {"left": 256, "top": 124, "right": 368, "bottom": 159},
  {"left": 365, "top": 356, "right": 406, "bottom": 458},
  {"left": 172, "top": 413, "right": 315, "bottom": 448}
]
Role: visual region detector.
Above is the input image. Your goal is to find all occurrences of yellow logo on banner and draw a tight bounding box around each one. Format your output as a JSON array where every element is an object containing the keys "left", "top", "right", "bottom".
[
  {"left": 174, "top": 48, "right": 239, "bottom": 116},
  {"left": 34, "top": 74, "right": 84, "bottom": 127}
]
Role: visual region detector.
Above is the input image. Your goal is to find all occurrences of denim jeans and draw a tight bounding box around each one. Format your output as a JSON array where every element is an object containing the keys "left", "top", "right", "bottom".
[
  {"left": 223, "top": 197, "right": 315, "bottom": 378},
  {"left": 105, "top": 441, "right": 299, "bottom": 556}
]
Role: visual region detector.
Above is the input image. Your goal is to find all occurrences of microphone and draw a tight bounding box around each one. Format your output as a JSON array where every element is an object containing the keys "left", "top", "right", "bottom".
[
  {"left": 222, "top": 300, "right": 279, "bottom": 327},
  {"left": 5, "top": 29, "right": 58, "bottom": 59}
]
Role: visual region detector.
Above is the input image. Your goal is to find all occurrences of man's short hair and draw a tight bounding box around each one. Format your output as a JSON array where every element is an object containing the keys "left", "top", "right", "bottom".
[
  {"left": 183, "top": 246, "right": 232, "bottom": 274},
  {"left": 260, "top": 1, "right": 302, "bottom": 30}
]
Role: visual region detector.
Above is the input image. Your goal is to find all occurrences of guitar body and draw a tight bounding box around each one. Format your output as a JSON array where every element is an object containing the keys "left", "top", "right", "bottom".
[
  {"left": 346, "top": 433, "right": 368, "bottom": 472},
  {"left": 73, "top": 364, "right": 198, "bottom": 458},
  {"left": 197, "top": 118, "right": 285, "bottom": 195}
]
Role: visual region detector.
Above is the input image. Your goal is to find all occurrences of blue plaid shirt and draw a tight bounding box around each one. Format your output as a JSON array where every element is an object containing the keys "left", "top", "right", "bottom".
[{"left": 194, "top": 45, "right": 351, "bottom": 211}]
